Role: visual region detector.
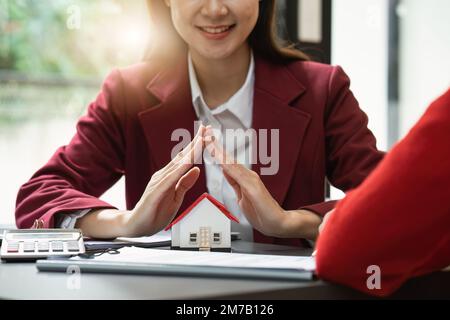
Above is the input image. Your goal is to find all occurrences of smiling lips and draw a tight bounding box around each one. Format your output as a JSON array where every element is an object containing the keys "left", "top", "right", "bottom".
[{"left": 197, "top": 24, "right": 236, "bottom": 40}]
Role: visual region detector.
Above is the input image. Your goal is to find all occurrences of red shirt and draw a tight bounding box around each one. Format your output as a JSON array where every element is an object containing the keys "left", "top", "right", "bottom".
[{"left": 316, "top": 89, "right": 450, "bottom": 296}]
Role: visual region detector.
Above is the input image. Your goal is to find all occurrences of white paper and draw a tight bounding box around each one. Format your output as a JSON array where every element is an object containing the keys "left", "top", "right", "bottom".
[
  {"left": 75, "top": 246, "right": 316, "bottom": 272},
  {"left": 83, "top": 232, "right": 171, "bottom": 251},
  {"left": 117, "top": 233, "right": 171, "bottom": 244}
]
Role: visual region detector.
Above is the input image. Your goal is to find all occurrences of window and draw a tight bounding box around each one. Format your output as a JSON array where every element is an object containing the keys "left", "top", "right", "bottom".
[
  {"left": 0, "top": 0, "right": 149, "bottom": 225},
  {"left": 213, "top": 233, "right": 221, "bottom": 244}
]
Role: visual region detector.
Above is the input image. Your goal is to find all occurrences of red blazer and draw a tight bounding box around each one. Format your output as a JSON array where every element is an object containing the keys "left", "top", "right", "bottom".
[
  {"left": 15, "top": 53, "right": 384, "bottom": 246},
  {"left": 316, "top": 89, "right": 450, "bottom": 296}
]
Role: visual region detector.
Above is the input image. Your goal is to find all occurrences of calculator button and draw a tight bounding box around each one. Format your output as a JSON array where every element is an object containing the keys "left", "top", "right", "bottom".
[
  {"left": 67, "top": 241, "right": 79, "bottom": 252},
  {"left": 23, "top": 242, "right": 36, "bottom": 252},
  {"left": 37, "top": 242, "right": 50, "bottom": 252},
  {"left": 51, "top": 241, "right": 64, "bottom": 252},
  {"left": 7, "top": 242, "right": 20, "bottom": 253}
]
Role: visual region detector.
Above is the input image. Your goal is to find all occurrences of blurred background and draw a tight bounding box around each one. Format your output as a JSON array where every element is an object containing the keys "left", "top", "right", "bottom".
[{"left": 1, "top": 0, "right": 449, "bottom": 225}]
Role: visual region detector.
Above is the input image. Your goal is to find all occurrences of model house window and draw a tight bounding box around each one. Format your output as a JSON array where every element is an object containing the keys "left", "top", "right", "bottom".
[
  {"left": 189, "top": 233, "right": 197, "bottom": 244},
  {"left": 213, "top": 233, "right": 221, "bottom": 243}
]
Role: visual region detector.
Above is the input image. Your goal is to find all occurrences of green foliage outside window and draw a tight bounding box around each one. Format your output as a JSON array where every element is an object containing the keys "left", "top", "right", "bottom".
[{"left": 0, "top": 0, "right": 149, "bottom": 78}]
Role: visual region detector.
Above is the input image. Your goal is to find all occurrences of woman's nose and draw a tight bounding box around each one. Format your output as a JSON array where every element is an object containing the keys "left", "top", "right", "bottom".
[{"left": 201, "top": 0, "right": 229, "bottom": 18}]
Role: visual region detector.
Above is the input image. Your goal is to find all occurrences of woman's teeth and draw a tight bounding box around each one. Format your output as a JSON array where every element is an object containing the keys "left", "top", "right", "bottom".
[{"left": 201, "top": 26, "right": 232, "bottom": 34}]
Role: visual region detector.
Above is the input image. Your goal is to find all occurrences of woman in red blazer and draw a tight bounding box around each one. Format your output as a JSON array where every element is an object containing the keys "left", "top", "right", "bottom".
[{"left": 15, "top": 0, "right": 384, "bottom": 243}]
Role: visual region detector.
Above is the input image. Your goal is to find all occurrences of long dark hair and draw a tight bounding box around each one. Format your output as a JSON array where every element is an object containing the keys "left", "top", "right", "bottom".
[{"left": 145, "top": 0, "right": 309, "bottom": 63}]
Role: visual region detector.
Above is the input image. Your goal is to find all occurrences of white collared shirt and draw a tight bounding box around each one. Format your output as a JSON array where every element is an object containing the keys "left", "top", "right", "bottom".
[
  {"left": 59, "top": 54, "right": 256, "bottom": 242},
  {"left": 188, "top": 52, "right": 255, "bottom": 241}
]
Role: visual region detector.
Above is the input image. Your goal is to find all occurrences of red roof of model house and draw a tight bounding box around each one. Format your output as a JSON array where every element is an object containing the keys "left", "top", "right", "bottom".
[{"left": 165, "top": 193, "right": 240, "bottom": 230}]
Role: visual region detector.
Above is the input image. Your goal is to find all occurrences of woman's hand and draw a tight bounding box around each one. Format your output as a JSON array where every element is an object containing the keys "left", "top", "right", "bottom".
[
  {"left": 77, "top": 125, "right": 207, "bottom": 239},
  {"left": 312, "top": 209, "right": 335, "bottom": 256},
  {"left": 318, "top": 209, "right": 334, "bottom": 234},
  {"left": 125, "top": 125, "right": 206, "bottom": 237},
  {"left": 204, "top": 131, "right": 322, "bottom": 240}
]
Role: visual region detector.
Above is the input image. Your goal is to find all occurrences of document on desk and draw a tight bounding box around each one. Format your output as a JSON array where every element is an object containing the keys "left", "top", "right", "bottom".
[
  {"left": 37, "top": 247, "right": 316, "bottom": 281},
  {"left": 84, "top": 233, "right": 171, "bottom": 251},
  {"left": 83, "top": 232, "right": 239, "bottom": 251},
  {"left": 88, "top": 247, "right": 316, "bottom": 272}
]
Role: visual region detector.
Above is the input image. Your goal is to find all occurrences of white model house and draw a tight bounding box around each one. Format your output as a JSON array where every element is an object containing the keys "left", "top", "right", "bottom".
[{"left": 165, "top": 193, "right": 239, "bottom": 251}]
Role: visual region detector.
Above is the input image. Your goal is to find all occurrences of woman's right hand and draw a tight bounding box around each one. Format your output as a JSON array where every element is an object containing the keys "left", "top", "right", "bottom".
[{"left": 76, "top": 125, "right": 206, "bottom": 239}]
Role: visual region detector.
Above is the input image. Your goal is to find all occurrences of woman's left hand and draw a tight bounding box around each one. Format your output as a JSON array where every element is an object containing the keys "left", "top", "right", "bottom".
[{"left": 205, "top": 132, "right": 322, "bottom": 240}]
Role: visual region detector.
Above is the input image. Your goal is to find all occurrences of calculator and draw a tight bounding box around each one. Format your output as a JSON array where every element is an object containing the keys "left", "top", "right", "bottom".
[{"left": 0, "top": 229, "right": 85, "bottom": 261}]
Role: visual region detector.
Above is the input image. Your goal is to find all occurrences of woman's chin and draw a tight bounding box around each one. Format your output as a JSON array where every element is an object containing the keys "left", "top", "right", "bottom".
[{"left": 193, "top": 45, "right": 241, "bottom": 61}]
